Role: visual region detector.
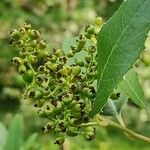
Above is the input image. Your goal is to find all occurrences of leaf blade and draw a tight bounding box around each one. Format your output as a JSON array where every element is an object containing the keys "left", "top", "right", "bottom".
[
  {"left": 5, "top": 114, "right": 23, "bottom": 150},
  {"left": 119, "top": 69, "right": 146, "bottom": 109},
  {"left": 91, "top": 0, "right": 150, "bottom": 116}
]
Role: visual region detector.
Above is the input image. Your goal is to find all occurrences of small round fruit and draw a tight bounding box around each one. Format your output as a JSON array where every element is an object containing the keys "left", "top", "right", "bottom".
[
  {"left": 67, "top": 128, "right": 78, "bottom": 137},
  {"left": 22, "top": 70, "right": 34, "bottom": 83},
  {"left": 38, "top": 40, "right": 47, "bottom": 49},
  {"left": 54, "top": 136, "right": 65, "bottom": 145},
  {"left": 18, "top": 65, "right": 27, "bottom": 74},
  {"left": 71, "top": 66, "right": 81, "bottom": 76},
  {"left": 11, "top": 30, "right": 21, "bottom": 40},
  {"left": 95, "top": 17, "right": 103, "bottom": 26},
  {"left": 141, "top": 50, "right": 150, "bottom": 65}
]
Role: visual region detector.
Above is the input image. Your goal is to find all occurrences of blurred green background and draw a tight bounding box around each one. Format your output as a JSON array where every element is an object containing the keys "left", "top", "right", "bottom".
[{"left": 0, "top": 0, "right": 150, "bottom": 149}]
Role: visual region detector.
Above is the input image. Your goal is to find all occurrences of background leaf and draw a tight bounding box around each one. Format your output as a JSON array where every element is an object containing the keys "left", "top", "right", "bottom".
[
  {"left": 0, "top": 122, "right": 7, "bottom": 150},
  {"left": 23, "top": 133, "right": 38, "bottom": 150},
  {"left": 5, "top": 114, "right": 23, "bottom": 150},
  {"left": 62, "top": 36, "right": 77, "bottom": 53},
  {"left": 91, "top": 0, "right": 150, "bottom": 116},
  {"left": 119, "top": 68, "right": 146, "bottom": 109}
]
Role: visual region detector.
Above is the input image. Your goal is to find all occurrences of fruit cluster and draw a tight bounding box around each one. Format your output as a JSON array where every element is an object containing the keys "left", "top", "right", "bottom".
[{"left": 10, "top": 17, "right": 103, "bottom": 144}]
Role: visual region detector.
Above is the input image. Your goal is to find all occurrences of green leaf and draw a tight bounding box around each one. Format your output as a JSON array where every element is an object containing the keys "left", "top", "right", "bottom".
[
  {"left": 5, "top": 114, "right": 23, "bottom": 150},
  {"left": 62, "top": 36, "right": 76, "bottom": 53},
  {"left": 119, "top": 69, "right": 146, "bottom": 109},
  {"left": 0, "top": 122, "right": 7, "bottom": 149},
  {"left": 91, "top": 0, "right": 150, "bottom": 117},
  {"left": 23, "top": 133, "right": 38, "bottom": 150},
  {"left": 102, "top": 93, "right": 127, "bottom": 116}
]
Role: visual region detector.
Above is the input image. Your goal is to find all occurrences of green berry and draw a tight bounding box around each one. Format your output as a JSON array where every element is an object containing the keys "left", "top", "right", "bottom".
[
  {"left": 12, "top": 57, "right": 22, "bottom": 65},
  {"left": 66, "top": 50, "right": 74, "bottom": 58},
  {"left": 18, "top": 65, "right": 27, "bottom": 74},
  {"left": 46, "top": 122, "right": 54, "bottom": 131},
  {"left": 11, "top": 29, "right": 21, "bottom": 40},
  {"left": 86, "top": 25, "right": 95, "bottom": 34},
  {"left": 60, "top": 66, "right": 71, "bottom": 76},
  {"left": 30, "top": 40, "right": 38, "bottom": 48},
  {"left": 54, "top": 136, "right": 65, "bottom": 145},
  {"left": 19, "top": 28, "right": 26, "bottom": 34},
  {"left": 28, "top": 30, "right": 40, "bottom": 39},
  {"left": 71, "top": 66, "right": 81, "bottom": 76},
  {"left": 17, "top": 39, "right": 24, "bottom": 47},
  {"left": 76, "top": 60, "right": 84, "bottom": 67},
  {"left": 50, "top": 63, "right": 57, "bottom": 71},
  {"left": 67, "top": 127, "right": 78, "bottom": 137},
  {"left": 23, "top": 22, "right": 31, "bottom": 30},
  {"left": 84, "top": 127, "right": 95, "bottom": 141},
  {"left": 34, "top": 90, "right": 43, "bottom": 100},
  {"left": 38, "top": 40, "right": 47, "bottom": 49},
  {"left": 141, "top": 50, "right": 150, "bottom": 65},
  {"left": 28, "top": 55, "right": 36, "bottom": 63},
  {"left": 34, "top": 99, "right": 45, "bottom": 107},
  {"left": 37, "top": 51, "right": 48, "bottom": 60},
  {"left": 95, "top": 17, "right": 103, "bottom": 26},
  {"left": 22, "top": 70, "right": 34, "bottom": 83},
  {"left": 62, "top": 94, "right": 73, "bottom": 105},
  {"left": 51, "top": 55, "right": 57, "bottom": 62},
  {"left": 55, "top": 49, "right": 63, "bottom": 57}
]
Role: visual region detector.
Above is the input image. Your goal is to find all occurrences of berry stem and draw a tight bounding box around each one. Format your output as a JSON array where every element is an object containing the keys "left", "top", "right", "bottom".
[{"left": 96, "top": 115, "right": 150, "bottom": 144}]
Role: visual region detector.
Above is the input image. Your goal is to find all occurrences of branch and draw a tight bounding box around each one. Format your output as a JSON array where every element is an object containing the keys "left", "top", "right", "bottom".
[{"left": 96, "top": 115, "right": 150, "bottom": 144}]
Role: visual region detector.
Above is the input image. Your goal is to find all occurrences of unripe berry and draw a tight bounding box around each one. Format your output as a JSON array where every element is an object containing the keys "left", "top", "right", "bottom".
[
  {"left": 71, "top": 66, "right": 81, "bottom": 77},
  {"left": 84, "top": 127, "right": 95, "bottom": 141},
  {"left": 34, "top": 90, "right": 43, "bottom": 100},
  {"left": 37, "top": 51, "right": 48, "bottom": 60},
  {"left": 46, "top": 122, "right": 54, "bottom": 131},
  {"left": 19, "top": 28, "right": 26, "bottom": 34},
  {"left": 85, "top": 55, "right": 91, "bottom": 62},
  {"left": 55, "top": 49, "right": 63, "bottom": 57},
  {"left": 38, "top": 65, "right": 47, "bottom": 72},
  {"left": 67, "top": 127, "right": 78, "bottom": 137},
  {"left": 89, "top": 45, "right": 96, "bottom": 53},
  {"left": 60, "top": 66, "right": 71, "bottom": 76},
  {"left": 12, "top": 57, "right": 22, "bottom": 65},
  {"left": 66, "top": 50, "right": 74, "bottom": 58},
  {"left": 34, "top": 99, "right": 45, "bottom": 107},
  {"left": 38, "top": 40, "right": 47, "bottom": 49},
  {"left": 28, "top": 55, "right": 36, "bottom": 63},
  {"left": 17, "top": 39, "right": 24, "bottom": 47},
  {"left": 50, "top": 63, "right": 57, "bottom": 71},
  {"left": 23, "top": 22, "right": 31, "bottom": 30},
  {"left": 141, "top": 50, "right": 150, "bottom": 65},
  {"left": 76, "top": 60, "right": 84, "bottom": 67},
  {"left": 85, "top": 33, "right": 92, "bottom": 39},
  {"left": 86, "top": 25, "right": 95, "bottom": 34},
  {"left": 72, "top": 104, "right": 81, "bottom": 112},
  {"left": 54, "top": 136, "right": 65, "bottom": 145},
  {"left": 10, "top": 29, "right": 21, "bottom": 40},
  {"left": 18, "top": 65, "right": 27, "bottom": 74},
  {"left": 82, "top": 87, "right": 89, "bottom": 96},
  {"left": 28, "top": 30, "right": 40, "bottom": 39},
  {"left": 51, "top": 55, "right": 57, "bottom": 62},
  {"left": 30, "top": 40, "right": 38, "bottom": 48},
  {"left": 22, "top": 70, "right": 34, "bottom": 83},
  {"left": 95, "top": 17, "right": 103, "bottom": 26}
]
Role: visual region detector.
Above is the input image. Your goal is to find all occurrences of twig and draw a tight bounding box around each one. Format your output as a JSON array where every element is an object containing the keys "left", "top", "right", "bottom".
[{"left": 96, "top": 115, "right": 150, "bottom": 144}]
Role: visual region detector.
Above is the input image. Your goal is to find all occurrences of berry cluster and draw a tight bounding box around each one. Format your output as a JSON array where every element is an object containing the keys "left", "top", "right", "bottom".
[{"left": 10, "top": 18, "right": 103, "bottom": 145}]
